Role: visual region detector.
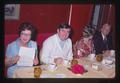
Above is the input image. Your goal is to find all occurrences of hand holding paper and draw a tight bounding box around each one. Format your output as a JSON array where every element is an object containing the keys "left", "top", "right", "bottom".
[
  {"left": 17, "top": 47, "right": 35, "bottom": 66},
  {"left": 12, "top": 55, "right": 20, "bottom": 64}
]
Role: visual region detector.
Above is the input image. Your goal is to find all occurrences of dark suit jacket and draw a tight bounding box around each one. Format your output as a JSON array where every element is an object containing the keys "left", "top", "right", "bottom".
[{"left": 93, "top": 31, "right": 113, "bottom": 55}]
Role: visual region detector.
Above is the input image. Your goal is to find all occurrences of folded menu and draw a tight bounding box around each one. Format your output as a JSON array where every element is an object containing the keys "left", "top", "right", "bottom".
[{"left": 17, "top": 47, "right": 35, "bottom": 66}]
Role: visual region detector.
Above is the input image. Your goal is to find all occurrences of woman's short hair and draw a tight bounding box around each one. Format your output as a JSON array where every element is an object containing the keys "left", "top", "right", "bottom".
[
  {"left": 83, "top": 25, "right": 96, "bottom": 38},
  {"left": 19, "top": 22, "right": 37, "bottom": 40}
]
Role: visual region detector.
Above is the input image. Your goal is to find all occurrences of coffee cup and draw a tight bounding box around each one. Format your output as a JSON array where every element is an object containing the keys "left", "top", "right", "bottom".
[
  {"left": 110, "top": 50, "right": 115, "bottom": 56},
  {"left": 92, "top": 63, "right": 102, "bottom": 71},
  {"left": 89, "top": 54, "right": 95, "bottom": 61},
  {"left": 48, "top": 64, "right": 57, "bottom": 71},
  {"left": 64, "top": 60, "right": 71, "bottom": 67}
]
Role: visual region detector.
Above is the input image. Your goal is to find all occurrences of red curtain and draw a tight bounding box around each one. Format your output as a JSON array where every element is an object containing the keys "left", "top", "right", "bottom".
[{"left": 70, "top": 4, "right": 94, "bottom": 43}]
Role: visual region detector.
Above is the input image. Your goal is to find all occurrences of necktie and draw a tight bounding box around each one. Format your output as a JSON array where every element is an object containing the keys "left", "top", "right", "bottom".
[{"left": 103, "top": 37, "right": 108, "bottom": 50}]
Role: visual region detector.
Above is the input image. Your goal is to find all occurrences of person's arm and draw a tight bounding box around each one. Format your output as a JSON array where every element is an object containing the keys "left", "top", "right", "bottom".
[
  {"left": 54, "top": 57, "right": 63, "bottom": 65},
  {"left": 5, "top": 44, "right": 20, "bottom": 67},
  {"left": 32, "top": 42, "right": 39, "bottom": 65},
  {"left": 64, "top": 39, "right": 73, "bottom": 61},
  {"left": 33, "top": 50, "right": 39, "bottom": 65},
  {"left": 40, "top": 40, "right": 55, "bottom": 64},
  {"left": 5, "top": 55, "right": 20, "bottom": 67},
  {"left": 73, "top": 40, "right": 78, "bottom": 52}
]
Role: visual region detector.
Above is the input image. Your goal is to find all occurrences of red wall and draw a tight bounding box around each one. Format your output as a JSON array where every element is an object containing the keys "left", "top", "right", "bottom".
[
  {"left": 5, "top": 4, "right": 70, "bottom": 34},
  {"left": 5, "top": 4, "right": 93, "bottom": 43},
  {"left": 70, "top": 4, "right": 94, "bottom": 43}
]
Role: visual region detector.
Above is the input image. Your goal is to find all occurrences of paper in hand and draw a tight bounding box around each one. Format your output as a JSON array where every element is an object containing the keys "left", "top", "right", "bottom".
[{"left": 17, "top": 47, "right": 35, "bottom": 66}]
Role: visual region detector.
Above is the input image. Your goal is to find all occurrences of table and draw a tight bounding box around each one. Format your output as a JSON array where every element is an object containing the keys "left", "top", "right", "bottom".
[{"left": 13, "top": 57, "right": 115, "bottom": 78}]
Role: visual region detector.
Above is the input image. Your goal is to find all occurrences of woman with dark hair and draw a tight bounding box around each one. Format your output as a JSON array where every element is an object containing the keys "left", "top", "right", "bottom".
[
  {"left": 73, "top": 25, "right": 96, "bottom": 58},
  {"left": 5, "top": 22, "right": 39, "bottom": 78}
]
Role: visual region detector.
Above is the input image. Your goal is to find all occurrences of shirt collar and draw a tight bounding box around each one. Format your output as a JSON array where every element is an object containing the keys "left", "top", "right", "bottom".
[
  {"left": 101, "top": 32, "right": 106, "bottom": 40},
  {"left": 56, "top": 33, "right": 66, "bottom": 43}
]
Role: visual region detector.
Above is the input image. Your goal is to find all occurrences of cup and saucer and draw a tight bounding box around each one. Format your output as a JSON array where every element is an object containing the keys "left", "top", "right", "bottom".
[
  {"left": 47, "top": 64, "right": 57, "bottom": 72},
  {"left": 63, "top": 60, "right": 71, "bottom": 67},
  {"left": 88, "top": 53, "right": 96, "bottom": 61}
]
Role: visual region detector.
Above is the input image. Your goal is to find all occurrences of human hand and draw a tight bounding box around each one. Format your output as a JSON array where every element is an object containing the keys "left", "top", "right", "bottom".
[
  {"left": 12, "top": 55, "right": 20, "bottom": 64},
  {"left": 33, "top": 57, "right": 39, "bottom": 65},
  {"left": 54, "top": 57, "right": 63, "bottom": 65},
  {"left": 103, "top": 50, "right": 110, "bottom": 57}
]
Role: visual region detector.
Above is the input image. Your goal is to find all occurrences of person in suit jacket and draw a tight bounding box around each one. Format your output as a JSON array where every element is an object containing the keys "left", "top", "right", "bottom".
[{"left": 93, "top": 23, "right": 113, "bottom": 55}]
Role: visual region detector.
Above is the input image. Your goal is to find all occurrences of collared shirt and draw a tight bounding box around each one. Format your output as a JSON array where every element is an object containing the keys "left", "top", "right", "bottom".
[
  {"left": 57, "top": 34, "right": 66, "bottom": 49},
  {"left": 41, "top": 33, "right": 73, "bottom": 65},
  {"left": 6, "top": 38, "right": 37, "bottom": 78},
  {"left": 101, "top": 32, "right": 108, "bottom": 50},
  {"left": 101, "top": 32, "right": 106, "bottom": 40}
]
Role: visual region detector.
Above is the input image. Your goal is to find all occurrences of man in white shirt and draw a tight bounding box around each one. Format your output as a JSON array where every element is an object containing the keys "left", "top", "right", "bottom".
[{"left": 40, "top": 23, "right": 73, "bottom": 66}]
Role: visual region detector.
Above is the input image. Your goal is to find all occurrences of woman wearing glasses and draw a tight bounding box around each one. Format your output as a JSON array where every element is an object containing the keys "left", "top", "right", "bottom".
[{"left": 5, "top": 22, "right": 39, "bottom": 78}]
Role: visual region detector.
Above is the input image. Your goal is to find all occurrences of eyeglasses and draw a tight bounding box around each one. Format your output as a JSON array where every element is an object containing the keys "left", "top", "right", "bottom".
[
  {"left": 21, "top": 32, "right": 31, "bottom": 37},
  {"left": 60, "top": 29, "right": 70, "bottom": 34}
]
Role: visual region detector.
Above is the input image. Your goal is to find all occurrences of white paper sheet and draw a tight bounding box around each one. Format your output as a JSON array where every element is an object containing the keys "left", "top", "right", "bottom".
[{"left": 17, "top": 47, "right": 35, "bottom": 66}]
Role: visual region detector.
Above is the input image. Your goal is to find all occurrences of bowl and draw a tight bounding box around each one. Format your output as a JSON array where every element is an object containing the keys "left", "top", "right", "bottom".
[{"left": 105, "top": 59, "right": 113, "bottom": 65}]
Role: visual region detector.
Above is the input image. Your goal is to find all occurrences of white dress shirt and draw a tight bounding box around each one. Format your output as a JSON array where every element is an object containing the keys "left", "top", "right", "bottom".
[{"left": 40, "top": 33, "right": 73, "bottom": 65}]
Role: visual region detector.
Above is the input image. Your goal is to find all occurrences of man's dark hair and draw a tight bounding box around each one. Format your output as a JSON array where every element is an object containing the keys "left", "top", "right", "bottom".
[
  {"left": 57, "top": 23, "right": 72, "bottom": 30},
  {"left": 57, "top": 23, "right": 72, "bottom": 38}
]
